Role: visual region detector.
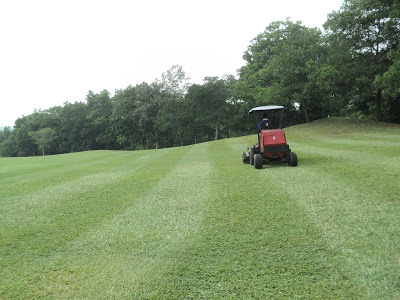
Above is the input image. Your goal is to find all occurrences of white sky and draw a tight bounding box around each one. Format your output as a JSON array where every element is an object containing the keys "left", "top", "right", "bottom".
[{"left": 0, "top": 0, "right": 343, "bottom": 126}]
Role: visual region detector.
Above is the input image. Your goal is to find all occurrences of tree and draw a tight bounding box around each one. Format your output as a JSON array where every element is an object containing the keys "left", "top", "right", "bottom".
[
  {"left": 156, "top": 65, "right": 192, "bottom": 147},
  {"left": 134, "top": 82, "right": 161, "bottom": 149},
  {"left": 0, "top": 127, "right": 16, "bottom": 157},
  {"left": 237, "top": 20, "right": 326, "bottom": 123},
  {"left": 0, "top": 127, "right": 12, "bottom": 144},
  {"left": 376, "top": 47, "right": 400, "bottom": 122},
  {"left": 186, "top": 76, "right": 232, "bottom": 140},
  {"left": 112, "top": 82, "right": 161, "bottom": 150},
  {"left": 156, "top": 96, "right": 190, "bottom": 147},
  {"left": 57, "top": 101, "right": 90, "bottom": 153},
  {"left": 12, "top": 109, "right": 59, "bottom": 156},
  {"left": 379, "top": 48, "right": 400, "bottom": 98},
  {"left": 29, "top": 128, "right": 57, "bottom": 156},
  {"left": 324, "top": 0, "right": 400, "bottom": 121},
  {"left": 160, "top": 64, "right": 191, "bottom": 96},
  {"left": 85, "top": 90, "right": 117, "bottom": 149}
]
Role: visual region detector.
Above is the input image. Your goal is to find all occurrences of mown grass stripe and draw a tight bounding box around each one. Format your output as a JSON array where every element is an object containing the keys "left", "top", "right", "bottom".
[
  {"left": 0, "top": 147, "right": 190, "bottom": 298},
  {"left": 4, "top": 143, "right": 214, "bottom": 298},
  {"left": 154, "top": 138, "right": 360, "bottom": 298},
  {"left": 0, "top": 150, "right": 149, "bottom": 197},
  {"left": 277, "top": 141, "right": 399, "bottom": 298}
]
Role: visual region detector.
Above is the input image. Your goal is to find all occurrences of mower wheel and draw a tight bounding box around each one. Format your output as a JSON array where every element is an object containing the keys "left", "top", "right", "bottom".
[
  {"left": 242, "top": 152, "right": 249, "bottom": 164},
  {"left": 250, "top": 148, "right": 254, "bottom": 165},
  {"left": 254, "top": 154, "right": 263, "bottom": 169},
  {"left": 288, "top": 152, "right": 298, "bottom": 167}
]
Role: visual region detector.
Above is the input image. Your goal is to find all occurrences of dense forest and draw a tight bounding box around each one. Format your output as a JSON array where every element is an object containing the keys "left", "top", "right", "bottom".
[{"left": 1, "top": 0, "right": 399, "bottom": 157}]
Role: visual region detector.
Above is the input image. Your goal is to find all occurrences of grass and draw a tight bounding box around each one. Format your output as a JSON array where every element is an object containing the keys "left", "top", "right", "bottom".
[{"left": 0, "top": 117, "right": 399, "bottom": 298}]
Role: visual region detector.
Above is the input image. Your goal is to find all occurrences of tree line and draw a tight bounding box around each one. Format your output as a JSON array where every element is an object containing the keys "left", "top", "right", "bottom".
[
  {"left": 0, "top": 72, "right": 249, "bottom": 156},
  {"left": 1, "top": 0, "right": 399, "bottom": 156}
]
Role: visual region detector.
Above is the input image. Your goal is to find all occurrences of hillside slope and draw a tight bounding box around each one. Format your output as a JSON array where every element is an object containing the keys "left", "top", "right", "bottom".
[{"left": 0, "top": 118, "right": 399, "bottom": 298}]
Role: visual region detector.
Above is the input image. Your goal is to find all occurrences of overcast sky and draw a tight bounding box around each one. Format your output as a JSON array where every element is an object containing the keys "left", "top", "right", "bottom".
[{"left": 0, "top": 0, "right": 343, "bottom": 126}]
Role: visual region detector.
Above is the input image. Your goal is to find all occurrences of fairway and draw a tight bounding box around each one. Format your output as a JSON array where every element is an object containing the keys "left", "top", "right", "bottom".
[{"left": 1, "top": 118, "right": 399, "bottom": 298}]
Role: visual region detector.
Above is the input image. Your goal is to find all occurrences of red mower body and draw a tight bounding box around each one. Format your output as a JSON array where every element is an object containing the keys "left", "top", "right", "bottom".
[{"left": 260, "top": 129, "right": 290, "bottom": 159}]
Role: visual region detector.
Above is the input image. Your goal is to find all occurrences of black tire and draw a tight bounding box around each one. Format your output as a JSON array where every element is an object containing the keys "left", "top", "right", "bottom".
[
  {"left": 242, "top": 152, "right": 249, "bottom": 164},
  {"left": 289, "top": 152, "right": 298, "bottom": 167},
  {"left": 254, "top": 154, "right": 263, "bottom": 169},
  {"left": 250, "top": 148, "right": 254, "bottom": 165}
]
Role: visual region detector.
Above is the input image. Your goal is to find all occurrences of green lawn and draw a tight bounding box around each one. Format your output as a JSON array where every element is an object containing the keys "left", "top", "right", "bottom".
[{"left": 1, "top": 118, "right": 399, "bottom": 298}]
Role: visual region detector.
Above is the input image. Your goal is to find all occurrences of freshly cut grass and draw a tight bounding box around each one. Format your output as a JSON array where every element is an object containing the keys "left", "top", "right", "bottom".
[{"left": 0, "top": 117, "right": 399, "bottom": 298}]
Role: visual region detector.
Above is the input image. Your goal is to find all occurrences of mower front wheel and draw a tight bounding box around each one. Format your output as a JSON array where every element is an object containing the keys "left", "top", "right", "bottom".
[
  {"left": 288, "top": 152, "right": 298, "bottom": 167},
  {"left": 254, "top": 154, "right": 263, "bottom": 169},
  {"left": 242, "top": 152, "right": 249, "bottom": 164}
]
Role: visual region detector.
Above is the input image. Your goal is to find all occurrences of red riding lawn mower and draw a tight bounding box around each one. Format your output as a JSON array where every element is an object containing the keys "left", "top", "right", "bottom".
[{"left": 242, "top": 105, "right": 297, "bottom": 169}]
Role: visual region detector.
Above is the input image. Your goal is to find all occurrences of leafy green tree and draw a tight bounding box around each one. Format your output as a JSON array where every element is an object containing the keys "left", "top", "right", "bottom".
[
  {"left": 85, "top": 90, "right": 117, "bottom": 149},
  {"left": 375, "top": 47, "right": 400, "bottom": 122},
  {"left": 57, "top": 101, "right": 89, "bottom": 153},
  {"left": 185, "top": 84, "right": 209, "bottom": 143},
  {"left": 156, "top": 65, "right": 192, "bottom": 147},
  {"left": 112, "top": 82, "right": 161, "bottom": 149},
  {"left": 160, "top": 64, "right": 191, "bottom": 96},
  {"left": 135, "top": 82, "right": 161, "bottom": 149},
  {"left": 237, "top": 20, "right": 326, "bottom": 123},
  {"left": 379, "top": 48, "right": 400, "bottom": 98},
  {"left": 324, "top": 0, "right": 400, "bottom": 121},
  {"left": 186, "top": 76, "right": 232, "bottom": 140},
  {"left": 222, "top": 75, "right": 253, "bottom": 137},
  {"left": 29, "top": 127, "right": 57, "bottom": 156},
  {"left": 155, "top": 96, "right": 185, "bottom": 147},
  {"left": 0, "top": 127, "right": 12, "bottom": 144},
  {"left": 0, "top": 127, "right": 17, "bottom": 157},
  {"left": 112, "top": 86, "right": 137, "bottom": 149},
  {"left": 12, "top": 109, "right": 59, "bottom": 156}
]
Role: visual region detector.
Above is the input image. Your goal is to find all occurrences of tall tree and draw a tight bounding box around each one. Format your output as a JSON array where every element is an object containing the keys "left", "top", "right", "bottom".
[
  {"left": 57, "top": 101, "right": 89, "bottom": 153},
  {"left": 156, "top": 65, "right": 192, "bottom": 147},
  {"left": 324, "top": 0, "right": 400, "bottom": 121},
  {"left": 85, "top": 90, "right": 116, "bottom": 149},
  {"left": 112, "top": 82, "right": 161, "bottom": 149},
  {"left": 375, "top": 47, "right": 400, "bottom": 122},
  {"left": 160, "top": 64, "right": 191, "bottom": 96},
  {"left": 155, "top": 96, "right": 189, "bottom": 147},
  {"left": 112, "top": 85, "right": 140, "bottom": 149},
  {"left": 0, "top": 127, "right": 16, "bottom": 157},
  {"left": 186, "top": 76, "right": 231, "bottom": 140},
  {"left": 237, "top": 20, "right": 326, "bottom": 123},
  {"left": 12, "top": 109, "right": 59, "bottom": 156},
  {"left": 29, "top": 127, "right": 57, "bottom": 156}
]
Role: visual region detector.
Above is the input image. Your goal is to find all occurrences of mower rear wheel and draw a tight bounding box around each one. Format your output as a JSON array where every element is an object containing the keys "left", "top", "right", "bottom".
[
  {"left": 250, "top": 148, "right": 254, "bottom": 165},
  {"left": 254, "top": 154, "right": 263, "bottom": 169},
  {"left": 288, "top": 152, "right": 298, "bottom": 167}
]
